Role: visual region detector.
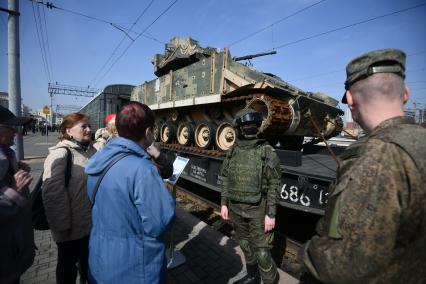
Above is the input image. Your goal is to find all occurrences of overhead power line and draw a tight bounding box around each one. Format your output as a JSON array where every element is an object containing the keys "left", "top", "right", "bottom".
[
  {"left": 124, "top": 27, "right": 165, "bottom": 44},
  {"left": 268, "top": 2, "right": 426, "bottom": 52},
  {"left": 93, "top": 0, "right": 178, "bottom": 87},
  {"left": 29, "top": 0, "right": 165, "bottom": 43},
  {"left": 41, "top": 4, "right": 54, "bottom": 81},
  {"left": 89, "top": 0, "right": 155, "bottom": 87},
  {"left": 48, "top": 83, "right": 99, "bottom": 97},
  {"left": 289, "top": 52, "right": 426, "bottom": 83},
  {"left": 31, "top": 2, "right": 52, "bottom": 83},
  {"left": 228, "top": 0, "right": 327, "bottom": 47},
  {"left": 29, "top": 0, "right": 133, "bottom": 39},
  {"left": 55, "top": 104, "right": 83, "bottom": 112}
]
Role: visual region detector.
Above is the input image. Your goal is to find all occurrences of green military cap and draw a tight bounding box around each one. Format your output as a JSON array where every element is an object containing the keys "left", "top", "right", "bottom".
[{"left": 342, "top": 48, "right": 406, "bottom": 104}]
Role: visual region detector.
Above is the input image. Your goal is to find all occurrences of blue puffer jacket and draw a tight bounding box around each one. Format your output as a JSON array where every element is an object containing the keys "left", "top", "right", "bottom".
[{"left": 85, "top": 137, "right": 175, "bottom": 284}]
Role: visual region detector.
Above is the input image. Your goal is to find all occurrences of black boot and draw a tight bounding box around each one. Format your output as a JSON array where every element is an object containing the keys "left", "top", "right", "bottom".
[{"left": 235, "top": 263, "right": 260, "bottom": 284}]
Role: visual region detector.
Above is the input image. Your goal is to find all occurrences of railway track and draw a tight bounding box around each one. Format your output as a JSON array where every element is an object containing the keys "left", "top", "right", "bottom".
[{"left": 168, "top": 181, "right": 305, "bottom": 278}]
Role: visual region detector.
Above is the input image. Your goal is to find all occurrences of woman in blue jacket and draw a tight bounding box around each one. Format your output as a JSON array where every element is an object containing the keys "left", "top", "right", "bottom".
[{"left": 85, "top": 102, "right": 175, "bottom": 284}]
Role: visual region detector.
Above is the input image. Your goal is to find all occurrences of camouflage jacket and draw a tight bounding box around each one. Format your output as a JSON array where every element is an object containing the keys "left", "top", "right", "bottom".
[
  {"left": 221, "top": 138, "right": 281, "bottom": 217},
  {"left": 303, "top": 116, "right": 426, "bottom": 284}
]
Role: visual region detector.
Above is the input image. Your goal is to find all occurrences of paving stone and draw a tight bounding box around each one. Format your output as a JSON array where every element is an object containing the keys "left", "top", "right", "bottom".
[{"left": 20, "top": 197, "right": 297, "bottom": 284}]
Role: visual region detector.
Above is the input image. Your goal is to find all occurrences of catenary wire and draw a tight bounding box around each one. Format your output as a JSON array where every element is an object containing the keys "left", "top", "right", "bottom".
[
  {"left": 267, "top": 3, "right": 426, "bottom": 52},
  {"left": 28, "top": 0, "right": 161, "bottom": 42},
  {"left": 93, "top": 0, "right": 178, "bottom": 87},
  {"left": 29, "top": 0, "right": 133, "bottom": 40},
  {"left": 41, "top": 4, "right": 54, "bottom": 82},
  {"left": 36, "top": 3, "right": 53, "bottom": 82},
  {"left": 89, "top": 0, "right": 155, "bottom": 88},
  {"left": 227, "top": 0, "right": 327, "bottom": 47},
  {"left": 35, "top": 3, "right": 50, "bottom": 81},
  {"left": 288, "top": 52, "right": 426, "bottom": 83},
  {"left": 31, "top": 2, "right": 50, "bottom": 83}
]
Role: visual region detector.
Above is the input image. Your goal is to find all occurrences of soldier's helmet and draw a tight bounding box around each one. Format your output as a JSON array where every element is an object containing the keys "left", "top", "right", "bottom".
[{"left": 234, "top": 108, "right": 263, "bottom": 138}]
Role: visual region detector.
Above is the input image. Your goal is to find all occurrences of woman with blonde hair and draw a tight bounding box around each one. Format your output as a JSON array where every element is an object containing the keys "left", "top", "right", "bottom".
[{"left": 42, "top": 112, "right": 96, "bottom": 284}]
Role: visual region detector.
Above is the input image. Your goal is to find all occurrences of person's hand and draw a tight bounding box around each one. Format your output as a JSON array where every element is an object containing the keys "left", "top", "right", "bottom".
[
  {"left": 18, "top": 161, "right": 31, "bottom": 172},
  {"left": 146, "top": 142, "right": 160, "bottom": 159},
  {"left": 13, "top": 170, "right": 33, "bottom": 192},
  {"left": 264, "top": 215, "right": 275, "bottom": 232},
  {"left": 221, "top": 205, "right": 229, "bottom": 220}
]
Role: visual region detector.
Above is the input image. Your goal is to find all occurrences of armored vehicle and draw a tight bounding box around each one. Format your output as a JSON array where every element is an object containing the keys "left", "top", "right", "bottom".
[{"left": 131, "top": 37, "right": 343, "bottom": 152}]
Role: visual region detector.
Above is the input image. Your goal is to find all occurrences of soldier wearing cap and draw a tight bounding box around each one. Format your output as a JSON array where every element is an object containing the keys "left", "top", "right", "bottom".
[
  {"left": 300, "top": 49, "right": 426, "bottom": 283},
  {"left": 221, "top": 108, "right": 281, "bottom": 284}
]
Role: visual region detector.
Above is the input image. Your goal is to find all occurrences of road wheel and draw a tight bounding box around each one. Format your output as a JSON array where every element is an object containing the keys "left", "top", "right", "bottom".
[
  {"left": 177, "top": 122, "right": 195, "bottom": 146},
  {"left": 160, "top": 121, "right": 177, "bottom": 144},
  {"left": 215, "top": 121, "right": 235, "bottom": 151},
  {"left": 194, "top": 122, "right": 217, "bottom": 149},
  {"left": 153, "top": 120, "right": 163, "bottom": 142}
]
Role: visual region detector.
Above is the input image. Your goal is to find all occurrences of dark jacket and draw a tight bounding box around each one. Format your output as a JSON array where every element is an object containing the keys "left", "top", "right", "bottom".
[{"left": 0, "top": 146, "right": 35, "bottom": 283}]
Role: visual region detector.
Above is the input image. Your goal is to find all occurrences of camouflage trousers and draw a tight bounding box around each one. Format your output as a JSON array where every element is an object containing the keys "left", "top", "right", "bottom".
[{"left": 230, "top": 205, "right": 278, "bottom": 284}]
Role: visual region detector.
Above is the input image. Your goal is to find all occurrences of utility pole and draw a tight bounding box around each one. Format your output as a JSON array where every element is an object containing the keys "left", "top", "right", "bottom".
[
  {"left": 50, "top": 91, "right": 53, "bottom": 126},
  {"left": 7, "top": 0, "right": 24, "bottom": 160},
  {"left": 413, "top": 102, "right": 417, "bottom": 122}
]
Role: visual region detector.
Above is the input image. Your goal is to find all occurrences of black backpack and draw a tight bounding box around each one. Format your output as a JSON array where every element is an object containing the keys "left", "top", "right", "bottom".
[{"left": 30, "top": 147, "right": 72, "bottom": 230}]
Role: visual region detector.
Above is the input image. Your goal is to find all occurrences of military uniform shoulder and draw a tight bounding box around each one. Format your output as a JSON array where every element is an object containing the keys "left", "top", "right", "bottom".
[
  {"left": 263, "top": 143, "right": 276, "bottom": 152},
  {"left": 369, "top": 123, "right": 426, "bottom": 170},
  {"left": 340, "top": 136, "right": 368, "bottom": 160},
  {"left": 371, "top": 122, "right": 425, "bottom": 142},
  {"left": 263, "top": 144, "right": 280, "bottom": 168}
]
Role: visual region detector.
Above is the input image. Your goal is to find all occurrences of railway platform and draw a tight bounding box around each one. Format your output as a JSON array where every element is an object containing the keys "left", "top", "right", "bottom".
[{"left": 19, "top": 133, "right": 298, "bottom": 284}]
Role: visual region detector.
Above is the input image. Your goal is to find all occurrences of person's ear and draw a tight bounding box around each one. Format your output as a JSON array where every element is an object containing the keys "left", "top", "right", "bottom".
[
  {"left": 402, "top": 85, "right": 410, "bottom": 104},
  {"left": 346, "top": 90, "right": 355, "bottom": 110},
  {"left": 145, "top": 127, "right": 151, "bottom": 138}
]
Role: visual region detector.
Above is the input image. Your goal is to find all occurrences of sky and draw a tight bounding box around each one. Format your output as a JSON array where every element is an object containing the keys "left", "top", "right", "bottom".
[{"left": 1, "top": 0, "right": 425, "bottom": 114}]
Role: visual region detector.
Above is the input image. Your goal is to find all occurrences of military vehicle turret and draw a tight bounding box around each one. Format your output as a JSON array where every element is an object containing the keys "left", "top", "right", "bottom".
[{"left": 131, "top": 36, "right": 343, "bottom": 152}]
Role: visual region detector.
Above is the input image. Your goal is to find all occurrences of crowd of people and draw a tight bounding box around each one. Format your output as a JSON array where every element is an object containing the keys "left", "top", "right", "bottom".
[{"left": 0, "top": 48, "right": 425, "bottom": 284}]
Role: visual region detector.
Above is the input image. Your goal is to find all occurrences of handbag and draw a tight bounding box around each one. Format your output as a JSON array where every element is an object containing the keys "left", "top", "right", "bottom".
[{"left": 30, "top": 147, "right": 72, "bottom": 230}]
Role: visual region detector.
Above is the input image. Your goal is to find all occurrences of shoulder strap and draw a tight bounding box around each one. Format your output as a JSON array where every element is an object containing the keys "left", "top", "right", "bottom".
[
  {"left": 91, "top": 153, "right": 132, "bottom": 206},
  {"left": 52, "top": 146, "right": 73, "bottom": 187},
  {"left": 63, "top": 147, "right": 72, "bottom": 187}
]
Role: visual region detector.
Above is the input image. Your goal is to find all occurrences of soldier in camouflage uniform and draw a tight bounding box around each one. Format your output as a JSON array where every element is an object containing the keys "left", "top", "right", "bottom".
[
  {"left": 301, "top": 49, "right": 426, "bottom": 284},
  {"left": 221, "top": 108, "right": 282, "bottom": 284}
]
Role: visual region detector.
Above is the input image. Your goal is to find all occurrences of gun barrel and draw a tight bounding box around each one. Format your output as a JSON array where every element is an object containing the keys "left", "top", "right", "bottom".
[{"left": 234, "top": 50, "right": 277, "bottom": 61}]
